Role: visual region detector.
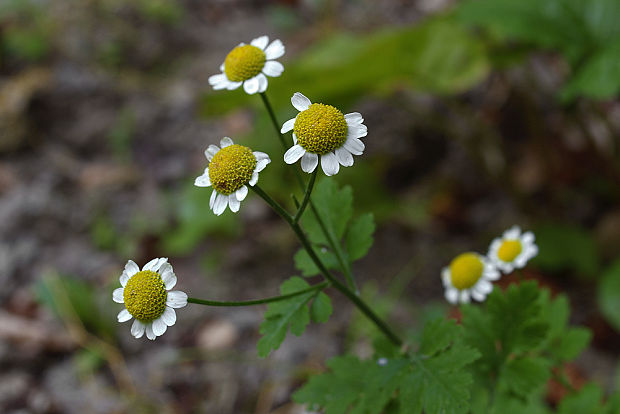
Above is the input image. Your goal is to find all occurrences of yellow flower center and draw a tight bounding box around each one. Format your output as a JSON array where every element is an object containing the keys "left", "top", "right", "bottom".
[
  {"left": 449, "top": 253, "right": 484, "bottom": 290},
  {"left": 293, "top": 103, "right": 348, "bottom": 155},
  {"left": 497, "top": 239, "right": 522, "bottom": 263},
  {"left": 123, "top": 270, "right": 167, "bottom": 322},
  {"left": 224, "top": 45, "right": 266, "bottom": 82},
  {"left": 208, "top": 144, "right": 257, "bottom": 195}
]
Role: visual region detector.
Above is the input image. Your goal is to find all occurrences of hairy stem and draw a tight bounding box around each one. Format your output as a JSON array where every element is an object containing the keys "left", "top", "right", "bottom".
[{"left": 293, "top": 166, "right": 318, "bottom": 223}]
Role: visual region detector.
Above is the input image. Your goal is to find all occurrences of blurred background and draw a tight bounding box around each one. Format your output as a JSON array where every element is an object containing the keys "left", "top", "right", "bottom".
[{"left": 1, "top": 0, "right": 620, "bottom": 412}]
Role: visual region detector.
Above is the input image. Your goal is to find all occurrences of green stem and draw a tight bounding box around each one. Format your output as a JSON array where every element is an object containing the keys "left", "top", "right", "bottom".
[
  {"left": 260, "top": 92, "right": 287, "bottom": 151},
  {"left": 250, "top": 185, "right": 403, "bottom": 347},
  {"left": 293, "top": 166, "right": 318, "bottom": 223},
  {"left": 258, "top": 91, "right": 359, "bottom": 292},
  {"left": 187, "top": 281, "right": 329, "bottom": 307}
]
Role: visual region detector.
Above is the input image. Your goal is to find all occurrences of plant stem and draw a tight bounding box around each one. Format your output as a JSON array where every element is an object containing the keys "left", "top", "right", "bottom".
[
  {"left": 258, "top": 91, "right": 359, "bottom": 292},
  {"left": 260, "top": 92, "right": 287, "bottom": 151},
  {"left": 188, "top": 281, "right": 329, "bottom": 307},
  {"left": 293, "top": 166, "right": 318, "bottom": 223},
  {"left": 251, "top": 185, "right": 403, "bottom": 347}
]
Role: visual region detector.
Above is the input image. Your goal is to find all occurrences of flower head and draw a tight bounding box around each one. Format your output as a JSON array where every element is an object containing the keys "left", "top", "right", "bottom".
[
  {"left": 441, "top": 252, "right": 500, "bottom": 304},
  {"left": 208, "top": 35, "right": 285, "bottom": 95},
  {"left": 488, "top": 226, "right": 538, "bottom": 274},
  {"left": 282, "top": 92, "right": 367, "bottom": 176},
  {"left": 113, "top": 258, "right": 188, "bottom": 340},
  {"left": 195, "top": 137, "right": 270, "bottom": 215}
]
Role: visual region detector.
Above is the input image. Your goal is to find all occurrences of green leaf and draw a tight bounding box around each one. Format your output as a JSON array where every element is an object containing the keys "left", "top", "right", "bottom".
[
  {"left": 498, "top": 357, "right": 550, "bottom": 397},
  {"left": 533, "top": 223, "right": 600, "bottom": 277},
  {"left": 294, "top": 247, "right": 339, "bottom": 277},
  {"left": 293, "top": 355, "right": 408, "bottom": 414},
  {"left": 303, "top": 179, "right": 353, "bottom": 245},
  {"left": 597, "top": 259, "right": 620, "bottom": 331},
  {"left": 558, "top": 383, "right": 605, "bottom": 414},
  {"left": 561, "top": 40, "right": 620, "bottom": 100},
  {"left": 294, "top": 318, "right": 479, "bottom": 414},
  {"left": 556, "top": 327, "right": 591, "bottom": 361},
  {"left": 310, "top": 291, "right": 333, "bottom": 323},
  {"left": 256, "top": 277, "right": 316, "bottom": 357},
  {"left": 345, "top": 213, "right": 375, "bottom": 262}
]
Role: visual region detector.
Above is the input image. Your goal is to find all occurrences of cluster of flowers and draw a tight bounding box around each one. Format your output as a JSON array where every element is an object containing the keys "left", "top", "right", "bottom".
[
  {"left": 441, "top": 226, "right": 539, "bottom": 304},
  {"left": 111, "top": 35, "right": 540, "bottom": 341},
  {"left": 113, "top": 35, "right": 368, "bottom": 340}
]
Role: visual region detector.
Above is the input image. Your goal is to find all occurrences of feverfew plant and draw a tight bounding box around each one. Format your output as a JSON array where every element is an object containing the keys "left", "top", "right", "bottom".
[{"left": 110, "top": 35, "right": 618, "bottom": 414}]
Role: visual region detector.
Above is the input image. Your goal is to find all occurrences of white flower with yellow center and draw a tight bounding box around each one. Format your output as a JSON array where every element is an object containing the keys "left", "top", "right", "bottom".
[
  {"left": 194, "top": 137, "right": 270, "bottom": 216},
  {"left": 113, "top": 258, "right": 188, "bottom": 340},
  {"left": 441, "top": 252, "right": 500, "bottom": 304},
  {"left": 282, "top": 92, "right": 368, "bottom": 176},
  {"left": 488, "top": 225, "right": 538, "bottom": 274},
  {"left": 208, "top": 35, "right": 285, "bottom": 95}
]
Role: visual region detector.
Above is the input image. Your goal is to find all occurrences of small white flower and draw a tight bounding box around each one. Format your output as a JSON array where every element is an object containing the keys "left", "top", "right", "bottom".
[
  {"left": 194, "top": 137, "right": 270, "bottom": 216},
  {"left": 113, "top": 258, "right": 188, "bottom": 340},
  {"left": 208, "top": 35, "right": 285, "bottom": 95},
  {"left": 282, "top": 92, "right": 368, "bottom": 176},
  {"left": 441, "top": 252, "right": 500, "bottom": 305},
  {"left": 488, "top": 225, "right": 538, "bottom": 274}
]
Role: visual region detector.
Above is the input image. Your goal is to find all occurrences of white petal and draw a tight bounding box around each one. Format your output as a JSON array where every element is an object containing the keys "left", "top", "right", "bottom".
[
  {"left": 161, "top": 307, "right": 177, "bottom": 326},
  {"left": 291, "top": 92, "right": 311, "bottom": 111},
  {"left": 504, "top": 226, "right": 521, "bottom": 239},
  {"left": 117, "top": 309, "right": 132, "bottom": 322},
  {"left": 194, "top": 168, "right": 211, "bottom": 187},
  {"left": 343, "top": 137, "right": 365, "bottom": 155},
  {"left": 121, "top": 260, "right": 139, "bottom": 286},
  {"left": 236, "top": 185, "right": 248, "bottom": 201},
  {"left": 344, "top": 112, "right": 364, "bottom": 124},
  {"left": 113, "top": 288, "right": 125, "bottom": 303},
  {"left": 210, "top": 189, "right": 217, "bottom": 209},
  {"left": 265, "top": 39, "right": 285, "bottom": 60},
  {"left": 475, "top": 279, "right": 493, "bottom": 294},
  {"left": 144, "top": 257, "right": 167, "bottom": 272},
  {"left": 208, "top": 73, "right": 227, "bottom": 86},
  {"left": 145, "top": 323, "right": 156, "bottom": 340},
  {"left": 228, "top": 195, "right": 240, "bottom": 212},
  {"left": 292, "top": 133, "right": 297, "bottom": 145},
  {"left": 256, "top": 73, "right": 268, "bottom": 92},
  {"left": 301, "top": 152, "right": 318, "bottom": 173},
  {"left": 284, "top": 144, "right": 306, "bottom": 164},
  {"left": 243, "top": 76, "right": 260, "bottom": 95},
  {"left": 460, "top": 290, "right": 471, "bottom": 304},
  {"left": 152, "top": 318, "right": 168, "bottom": 336},
  {"left": 220, "top": 63, "right": 224, "bottom": 71},
  {"left": 160, "top": 264, "right": 177, "bottom": 290},
  {"left": 213, "top": 193, "right": 228, "bottom": 216},
  {"left": 335, "top": 147, "right": 354, "bottom": 167},
  {"left": 255, "top": 158, "right": 270, "bottom": 172},
  {"left": 441, "top": 268, "right": 452, "bottom": 287},
  {"left": 262, "top": 61, "right": 284, "bottom": 77},
  {"left": 226, "top": 81, "right": 242, "bottom": 90},
  {"left": 321, "top": 152, "right": 340, "bottom": 176},
  {"left": 205, "top": 145, "right": 220, "bottom": 161},
  {"left": 131, "top": 320, "right": 146, "bottom": 338},
  {"left": 254, "top": 151, "right": 270, "bottom": 161},
  {"left": 347, "top": 124, "right": 368, "bottom": 139},
  {"left": 445, "top": 288, "right": 459, "bottom": 304},
  {"left": 220, "top": 137, "right": 234, "bottom": 147},
  {"left": 167, "top": 291, "right": 188, "bottom": 308},
  {"left": 522, "top": 231, "right": 535, "bottom": 244},
  {"left": 249, "top": 171, "right": 259, "bottom": 186},
  {"left": 251, "top": 35, "right": 269, "bottom": 50},
  {"left": 281, "top": 118, "right": 296, "bottom": 134},
  {"left": 471, "top": 289, "right": 486, "bottom": 302}
]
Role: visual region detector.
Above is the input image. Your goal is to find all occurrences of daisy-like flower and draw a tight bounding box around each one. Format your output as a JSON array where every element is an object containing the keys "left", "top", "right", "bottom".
[
  {"left": 208, "top": 35, "right": 285, "bottom": 94},
  {"left": 487, "top": 225, "right": 538, "bottom": 274},
  {"left": 194, "top": 137, "right": 270, "bottom": 215},
  {"left": 281, "top": 92, "right": 367, "bottom": 176},
  {"left": 113, "top": 258, "right": 188, "bottom": 340},
  {"left": 441, "top": 252, "right": 500, "bottom": 304}
]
